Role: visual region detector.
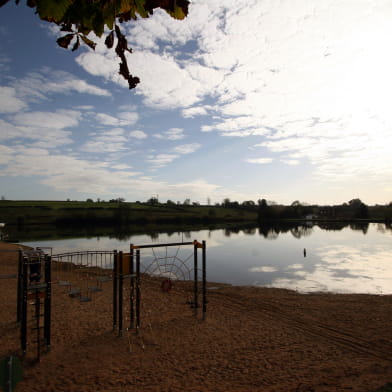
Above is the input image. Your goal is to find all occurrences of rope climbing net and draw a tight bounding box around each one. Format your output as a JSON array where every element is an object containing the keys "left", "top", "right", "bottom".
[
  {"left": 141, "top": 243, "right": 194, "bottom": 281},
  {"left": 114, "top": 240, "right": 207, "bottom": 343}
]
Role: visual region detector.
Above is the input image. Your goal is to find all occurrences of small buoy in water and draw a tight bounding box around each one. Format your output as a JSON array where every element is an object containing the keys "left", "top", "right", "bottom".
[{"left": 303, "top": 248, "right": 307, "bottom": 257}]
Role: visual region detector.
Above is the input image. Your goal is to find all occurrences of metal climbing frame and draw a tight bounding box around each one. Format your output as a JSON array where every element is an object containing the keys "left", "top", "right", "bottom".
[
  {"left": 18, "top": 249, "right": 51, "bottom": 361},
  {"left": 113, "top": 240, "right": 207, "bottom": 337}
]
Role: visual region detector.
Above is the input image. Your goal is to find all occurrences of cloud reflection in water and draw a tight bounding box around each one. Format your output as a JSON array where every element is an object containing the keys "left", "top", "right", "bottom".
[{"left": 270, "top": 245, "right": 392, "bottom": 294}]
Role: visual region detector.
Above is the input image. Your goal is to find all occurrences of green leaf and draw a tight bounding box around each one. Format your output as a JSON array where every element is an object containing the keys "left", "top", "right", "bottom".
[
  {"left": 102, "top": 2, "right": 116, "bottom": 30},
  {"left": 165, "top": 0, "right": 189, "bottom": 20},
  {"left": 91, "top": 10, "right": 105, "bottom": 37},
  {"left": 134, "top": 0, "right": 149, "bottom": 18},
  {"left": 36, "top": 0, "right": 70, "bottom": 22},
  {"left": 165, "top": 6, "right": 187, "bottom": 20}
]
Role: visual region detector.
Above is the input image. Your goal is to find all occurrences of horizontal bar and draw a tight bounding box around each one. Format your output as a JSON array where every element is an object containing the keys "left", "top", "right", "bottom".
[
  {"left": 27, "top": 283, "right": 47, "bottom": 291},
  {"left": 131, "top": 241, "right": 195, "bottom": 249},
  {"left": 52, "top": 250, "right": 116, "bottom": 257},
  {"left": 0, "top": 274, "right": 17, "bottom": 279}
]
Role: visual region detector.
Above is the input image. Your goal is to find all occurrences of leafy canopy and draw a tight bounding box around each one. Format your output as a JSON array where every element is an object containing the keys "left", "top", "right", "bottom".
[{"left": 0, "top": 0, "right": 190, "bottom": 89}]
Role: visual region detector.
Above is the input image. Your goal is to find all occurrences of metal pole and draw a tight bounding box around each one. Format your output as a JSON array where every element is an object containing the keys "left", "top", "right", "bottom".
[
  {"left": 202, "top": 240, "right": 207, "bottom": 320},
  {"left": 16, "top": 250, "right": 23, "bottom": 323},
  {"left": 130, "top": 244, "right": 134, "bottom": 329},
  {"left": 136, "top": 249, "right": 141, "bottom": 331},
  {"left": 35, "top": 287, "right": 41, "bottom": 361},
  {"left": 118, "top": 251, "right": 123, "bottom": 337},
  {"left": 44, "top": 255, "right": 51, "bottom": 350},
  {"left": 112, "top": 250, "right": 118, "bottom": 332},
  {"left": 21, "top": 259, "right": 28, "bottom": 355},
  {"left": 193, "top": 240, "right": 198, "bottom": 316}
]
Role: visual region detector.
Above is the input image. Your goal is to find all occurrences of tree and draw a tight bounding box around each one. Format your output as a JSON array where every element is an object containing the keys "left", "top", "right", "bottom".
[
  {"left": 109, "top": 197, "right": 125, "bottom": 203},
  {"left": 348, "top": 198, "right": 369, "bottom": 219},
  {"left": 147, "top": 196, "right": 158, "bottom": 205},
  {"left": 242, "top": 200, "right": 255, "bottom": 207},
  {"left": 1, "top": 0, "right": 189, "bottom": 89},
  {"left": 257, "top": 198, "right": 276, "bottom": 221},
  {"left": 222, "top": 198, "right": 231, "bottom": 207}
]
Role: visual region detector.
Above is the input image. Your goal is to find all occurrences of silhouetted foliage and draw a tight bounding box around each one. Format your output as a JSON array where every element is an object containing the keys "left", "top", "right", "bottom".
[{"left": 1, "top": 0, "right": 189, "bottom": 89}]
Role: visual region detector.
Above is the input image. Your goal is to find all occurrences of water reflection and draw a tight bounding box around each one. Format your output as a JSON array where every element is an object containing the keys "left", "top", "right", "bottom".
[
  {"left": 271, "top": 245, "right": 392, "bottom": 294},
  {"left": 22, "top": 222, "right": 392, "bottom": 294}
]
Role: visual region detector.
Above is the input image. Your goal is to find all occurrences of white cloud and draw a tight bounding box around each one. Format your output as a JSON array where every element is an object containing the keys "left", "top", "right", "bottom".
[
  {"left": 182, "top": 106, "right": 209, "bottom": 118},
  {"left": 0, "top": 144, "right": 15, "bottom": 164},
  {"left": 96, "top": 112, "right": 138, "bottom": 127},
  {"left": 111, "top": 164, "right": 133, "bottom": 170},
  {"left": 13, "top": 68, "right": 111, "bottom": 100},
  {"left": 0, "top": 86, "right": 27, "bottom": 113},
  {"left": 172, "top": 143, "right": 201, "bottom": 155},
  {"left": 75, "top": 52, "right": 125, "bottom": 86},
  {"left": 201, "top": 116, "right": 269, "bottom": 137},
  {"left": 129, "top": 52, "right": 212, "bottom": 109},
  {"left": 129, "top": 130, "right": 147, "bottom": 139},
  {"left": 12, "top": 110, "right": 80, "bottom": 129},
  {"left": 81, "top": 128, "right": 128, "bottom": 153},
  {"left": 154, "top": 128, "right": 185, "bottom": 140},
  {"left": 146, "top": 153, "right": 178, "bottom": 167},
  {"left": 0, "top": 110, "right": 78, "bottom": 147},
  {"left": 281, "top": 159, "right": 300, "bottom": 166},
  {"left": 246, "top": 158, "right": 273, "bottom": 164}
]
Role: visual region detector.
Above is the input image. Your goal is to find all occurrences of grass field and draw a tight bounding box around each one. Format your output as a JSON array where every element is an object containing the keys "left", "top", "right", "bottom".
[{"left": 0, "top": 200, "right": 258, "bottom": 227}]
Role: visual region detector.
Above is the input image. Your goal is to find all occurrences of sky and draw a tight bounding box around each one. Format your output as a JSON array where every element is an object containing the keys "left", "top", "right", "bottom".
[{"left": 0, "top": 0, "right": 391, "bottom": 206}]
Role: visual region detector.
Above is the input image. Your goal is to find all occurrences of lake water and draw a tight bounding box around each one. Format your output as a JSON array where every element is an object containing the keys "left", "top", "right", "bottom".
[{"left": 23, "top": 222, "right": 392, "bottom": 294}]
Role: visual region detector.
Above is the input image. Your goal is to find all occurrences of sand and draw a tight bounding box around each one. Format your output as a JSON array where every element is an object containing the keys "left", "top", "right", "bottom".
[{"left": 1, "top": 241, "right": 392, "bottom": 392}]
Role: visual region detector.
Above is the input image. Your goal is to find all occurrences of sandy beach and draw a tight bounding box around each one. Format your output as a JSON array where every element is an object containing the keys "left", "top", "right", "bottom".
[{"left": 1, "top": 241, "right": 392, "bottom": 392}]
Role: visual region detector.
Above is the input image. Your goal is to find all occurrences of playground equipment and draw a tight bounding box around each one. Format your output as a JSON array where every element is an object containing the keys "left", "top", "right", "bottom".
[
  {"left": 51, "top": 251, "right": 115, "bottom": 302},
  {"left": 2, "top": 239, "right": 207, "bottom": 360},
  {"left": 17, "top": 249, "right": 51, "bottom": 361},
  {"left": 113, "top": 240, "right": 207, "bottom": 337}
]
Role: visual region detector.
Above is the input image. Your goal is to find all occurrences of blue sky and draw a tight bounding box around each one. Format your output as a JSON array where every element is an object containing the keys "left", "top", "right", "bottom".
[{"left": 0, "top": 1, "right": 391, "bottom": 205}]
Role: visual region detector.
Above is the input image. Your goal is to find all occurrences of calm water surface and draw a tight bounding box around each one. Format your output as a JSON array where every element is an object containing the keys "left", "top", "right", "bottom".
[{"left": 24, "top": 223, "right": 392, "bottom": 294}]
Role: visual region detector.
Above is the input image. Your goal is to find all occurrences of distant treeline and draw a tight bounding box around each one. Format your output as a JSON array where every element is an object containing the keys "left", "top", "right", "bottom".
[
  {"left": 0, "top": 198, "right": 391, "bottom": 230},
  {"left": 219, "top": 198, "right": 391, "bottom": 222},
  {"left": 0, "top": 199, "right": 257, "bottom": 228},
  {"left": 255, "top": 198, "right": 392, "bottom": 222}
]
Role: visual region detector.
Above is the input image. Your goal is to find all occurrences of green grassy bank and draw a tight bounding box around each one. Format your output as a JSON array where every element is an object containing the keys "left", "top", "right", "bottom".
[{"left": 0, "top": 200, "right": 257, "bottom": 228}]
